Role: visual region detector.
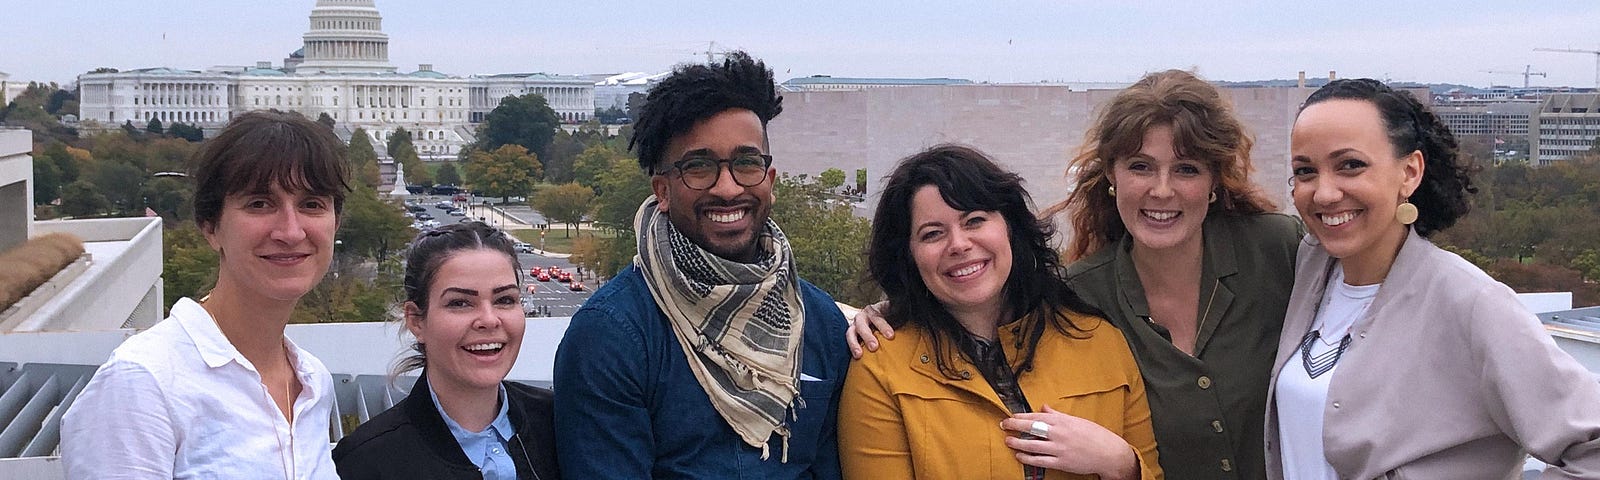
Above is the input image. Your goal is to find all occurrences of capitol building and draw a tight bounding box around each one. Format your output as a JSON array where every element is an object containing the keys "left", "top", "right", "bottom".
[{"left": 76, "top": 0, "right": 594, "bottom": 160}]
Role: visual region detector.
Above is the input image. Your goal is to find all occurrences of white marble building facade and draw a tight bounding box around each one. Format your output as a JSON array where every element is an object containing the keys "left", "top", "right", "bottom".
[{"left": 74, "top": 0, "right": 593, "bottom": 160}]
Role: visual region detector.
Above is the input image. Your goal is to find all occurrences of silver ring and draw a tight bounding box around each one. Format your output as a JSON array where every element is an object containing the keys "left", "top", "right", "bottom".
[{"left": 1028, "top": 420, "right": 1050, "bottom": 439}]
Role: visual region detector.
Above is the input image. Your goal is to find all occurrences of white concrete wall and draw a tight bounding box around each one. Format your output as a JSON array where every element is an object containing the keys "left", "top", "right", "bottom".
[
  {"left": 0, "top": 129, "right": 33, "bottom": 252},
  {"left": 22, "top": 217, "right": 163, "bottom": 332}
]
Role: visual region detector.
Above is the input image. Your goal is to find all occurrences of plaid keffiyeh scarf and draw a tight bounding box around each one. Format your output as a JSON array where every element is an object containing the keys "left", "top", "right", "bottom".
[{"left": 633, "top": 195, "right": 806, "bottom": 461}]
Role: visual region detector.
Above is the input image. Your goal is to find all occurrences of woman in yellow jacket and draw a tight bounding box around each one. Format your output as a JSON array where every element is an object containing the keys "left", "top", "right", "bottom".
[{"left": 841, "top": 145, "right": 1160, "bottom": 480}]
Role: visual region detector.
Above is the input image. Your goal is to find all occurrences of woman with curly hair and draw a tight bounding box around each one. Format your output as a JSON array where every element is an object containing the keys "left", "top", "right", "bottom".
[{"left": 1267, "top": 78, "right": 1600, "bottom": 479}]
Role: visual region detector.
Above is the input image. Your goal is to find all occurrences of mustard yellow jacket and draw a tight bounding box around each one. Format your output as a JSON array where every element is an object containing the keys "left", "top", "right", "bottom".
[{"left": 839, "top": 312, "right": 1161, "bottom": 480}]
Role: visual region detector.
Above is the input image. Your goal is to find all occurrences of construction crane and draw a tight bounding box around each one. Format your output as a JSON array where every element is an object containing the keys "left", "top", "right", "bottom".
[
  {"left": 1535, "top": 47, "right": 1600, "bottom": 88},
  {"left": 1482, "top": 65, "right": 1546, "bottom": 88}
]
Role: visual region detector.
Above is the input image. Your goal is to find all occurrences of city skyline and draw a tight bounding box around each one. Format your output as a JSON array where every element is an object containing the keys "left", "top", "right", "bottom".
[{"left": 4, "top": 0, "right": 1600, "bottom": 88}]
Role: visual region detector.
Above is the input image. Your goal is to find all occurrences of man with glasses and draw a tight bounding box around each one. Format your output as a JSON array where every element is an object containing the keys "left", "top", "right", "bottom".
[{"left": 553, "top": 51, "right": 849, "bottom": 479}]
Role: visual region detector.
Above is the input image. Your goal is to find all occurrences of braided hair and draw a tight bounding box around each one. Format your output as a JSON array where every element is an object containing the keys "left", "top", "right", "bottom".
[{"left": 1302, "top": 79, "right": 1478, "bottom": 237}]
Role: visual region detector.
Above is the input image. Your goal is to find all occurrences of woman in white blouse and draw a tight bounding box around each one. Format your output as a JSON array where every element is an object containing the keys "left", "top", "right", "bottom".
[{"left": 61, "top": 110, "right": 350, "bottom": 479}]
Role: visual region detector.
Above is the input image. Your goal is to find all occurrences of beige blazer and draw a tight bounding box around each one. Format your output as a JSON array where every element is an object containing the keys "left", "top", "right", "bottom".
[{"left": 1265, "top": 229, "right": 1600, "bottom": 479}]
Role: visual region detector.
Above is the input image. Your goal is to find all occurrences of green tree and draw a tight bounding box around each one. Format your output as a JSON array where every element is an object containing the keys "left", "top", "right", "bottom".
[
  {"left": 146, "top": 117, "right": 164, "bottom": 135},
  {"left": 389, "top": 129, "right": 434, "bottom": 186},
  {"left": 347, "top": 129, "right": 382, "bottom": 188},
  {"left": 435, "top": 162, "right": 461, "bottom": 186},
  {"left": 45, "top": 89, "right": 75, "bottom": 115},
  {"left": 477, "top": 93, "right": 561, "bottom": 159},
  {"left": 533, "top": 183, "right": 596, "bottom": 236},
  {"left": 1574, "top": 250, "right": 1600, "bottom": 283},
  {"left": 592, "top": 156, "right": 652, "bottom": 231},
  {"left": 167, "top": 122, "right": 204, "bottom": 142},
  {"left": 60, "top": 180, "right": 111, "bottom": 217},
  {"left": 162, "top": 222, "right": 220, "bottom": 309},
  {"left": 32, "top": 150, "right": 63, "bottom": 205},
  {"left": 770, "top": 173, "right": 876, "bottom": 305},
  {"left": 317, "top": 112, "right": 337, "bottom": 131},
  {"left": 141, "top": 177, "right": 194, "bottom": 222},
  {"left": 572, "top": 143, "right": 628, "bottom": 192},
  {"left": 90, "top": 161, "right": 146, "bottom": 215},
  {"left": 855, "top": 168, "right": 868, "bottom": 196},
  {"left": 818, "top": 168, "right": 846, "bottom": 192},
  {"left": 542, "top": 129, "right": 585, "bottom": 183},
  {"left": 463, "top": 144, "right": 542, "bottom": 202},
  {"left": 337, "top": 184, "right": 415, "bottom": 264}
]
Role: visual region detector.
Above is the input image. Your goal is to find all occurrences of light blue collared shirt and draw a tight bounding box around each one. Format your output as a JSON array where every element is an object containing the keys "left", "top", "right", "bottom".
[{"left": 429, "top": 383, "right": 517, "bottom": 480}]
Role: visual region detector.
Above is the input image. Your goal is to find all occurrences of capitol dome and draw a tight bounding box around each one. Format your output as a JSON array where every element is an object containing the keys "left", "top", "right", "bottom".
[{"left": 294, "top": 0, "right": 397, "bottom": 74}]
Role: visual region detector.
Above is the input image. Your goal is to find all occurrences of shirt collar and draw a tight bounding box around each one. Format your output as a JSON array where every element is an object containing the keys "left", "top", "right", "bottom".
[
  {"left": 428, "top": 381, "right": 514, "bottom": 442},
  {"left": 171, "top": 297, "right": 246, "bottom": 369}
]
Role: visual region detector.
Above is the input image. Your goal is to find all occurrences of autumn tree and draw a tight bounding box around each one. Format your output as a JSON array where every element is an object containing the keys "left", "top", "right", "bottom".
[
  {"left": 532, "top": 183, "right": 596, "bottom": 236},
  {"left": 463, "top": 144, "right": 542, "bottom": 202}
]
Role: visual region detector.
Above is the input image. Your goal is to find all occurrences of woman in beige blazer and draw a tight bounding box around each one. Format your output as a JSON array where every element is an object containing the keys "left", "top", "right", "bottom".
[{"left": 1266, "top": 78, "right": 1600, "bottom": 479}]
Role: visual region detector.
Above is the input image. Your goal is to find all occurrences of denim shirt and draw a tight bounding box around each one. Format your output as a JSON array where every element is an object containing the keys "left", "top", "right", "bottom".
[
  {"left": 429, "top": 383, "right": 516, "bottom": 480},
  {"left": 553, "top": 264, "right": 850, "bottom": 480}
]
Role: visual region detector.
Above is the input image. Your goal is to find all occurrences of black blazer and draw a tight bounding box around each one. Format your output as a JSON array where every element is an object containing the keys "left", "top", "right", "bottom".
[{"left": 333, "top": 375, "right": 559, "bottom": 480}]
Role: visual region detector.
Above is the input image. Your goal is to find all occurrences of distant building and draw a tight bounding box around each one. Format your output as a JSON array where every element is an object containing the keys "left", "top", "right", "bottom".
[
  {"left": 767, "top": 83, "right": 1312, "bottom": 233},
  {"left": 593, "top": 71, "right": 668, "bottom": 111},
  {"left": 780, "top": 75, "right": 975, "bottom": 92},
  {"left": 75, "top": 0, "right": 593, "bottom": 161},
  {"left": 1435, "top": 99, "right": 1539, "bottom": 139},
  {"left": 1531, "top": 93, "right": 1600, "bottom": 165}
]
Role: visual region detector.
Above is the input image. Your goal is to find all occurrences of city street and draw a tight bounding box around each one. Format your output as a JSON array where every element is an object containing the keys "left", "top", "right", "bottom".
[{"left": 405, "top": 195, "right": 599, "bottom": 317}]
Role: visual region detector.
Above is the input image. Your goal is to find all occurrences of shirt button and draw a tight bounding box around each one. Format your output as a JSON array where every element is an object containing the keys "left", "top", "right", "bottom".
[
  {"left": 1197, "top": 376, "right": 1212, "bottom": 389},
  {"left": 1221, "top": 458, "right": 1233, "bottom": 471},
  {"left": 493, "top": 447, "right": 502, "bottom": 454},
  {"left": 1332, "top": 401, "right": 1341, "bottom": 409},
  {"left": 960, "top": 371, "right": 972, "bottom": 380},
  {"left": 1211, "top": 420, "right": 1224, "bottom": 433},
  {"left": 920, "top": 355, "right": 930, "bottom": 364}
]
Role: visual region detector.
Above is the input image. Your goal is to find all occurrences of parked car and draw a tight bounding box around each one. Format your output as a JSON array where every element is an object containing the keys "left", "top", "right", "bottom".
[
  {"left": 515, "top": 243, "right": 534, "bottom": 254},
  {"left": 447, "top": 210, "right": 467, "bottom": 216},
  {"left": 415, "top": 212, "right": 434, "bottom": 220}
]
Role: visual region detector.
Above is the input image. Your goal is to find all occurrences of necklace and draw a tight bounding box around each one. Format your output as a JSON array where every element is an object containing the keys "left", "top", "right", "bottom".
[
  {"left": 1298, "top": 329, "right": 1351, "bottom": 379},
  {"left": 207, "top": 305, "right": 297, "bottom": 480}
]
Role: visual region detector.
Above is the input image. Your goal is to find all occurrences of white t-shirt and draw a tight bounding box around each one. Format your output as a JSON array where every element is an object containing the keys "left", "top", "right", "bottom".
[
  {"left": 61, "top": 297, "right": 339, "bottom": 479},
  {"left": 1276, "top": 265, "right": 1380, "bottom": 480}
]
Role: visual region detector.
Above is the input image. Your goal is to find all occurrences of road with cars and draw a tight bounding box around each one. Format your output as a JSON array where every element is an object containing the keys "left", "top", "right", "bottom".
[{"left": 404, "top": 195, "right": 599, "bottom": 317}]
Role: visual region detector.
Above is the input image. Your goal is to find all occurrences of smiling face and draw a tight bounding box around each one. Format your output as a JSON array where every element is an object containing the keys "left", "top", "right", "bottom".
[
  {"left": 203, "top": 183, "right": 337, "bottom": 305},
  {"left": 908, "top": 185, "right": 1013, "bottom": 320},
  {"left": 650, "top": 108, "right": 776, "bottom": 263},
  {"left": 1291, "top": 99, "right": 1423, "bottom": 276},
  {"left": 1109, "top": 124, "right": 1215, "bottom": 257},
  {"left": 406, "top": 249, "right": 526, "bottom": 397}
]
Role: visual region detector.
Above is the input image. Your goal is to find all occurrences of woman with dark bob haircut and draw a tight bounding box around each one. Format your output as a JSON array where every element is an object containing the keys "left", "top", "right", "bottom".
[
  {"left": 839, "top": 145, "right": 1159, "bottom": 479},
  {"left": 335, "top": 222, "right": 558, "bottom": 479},
  {"left": 1267, "top": 78, "right": 1600, "bottom": 478},
  {"left": 852, "top": 70, "right": 1302, "bottom": 479},
  {"left": 62, "top": 110, "right": 350, "bottom": 478}
]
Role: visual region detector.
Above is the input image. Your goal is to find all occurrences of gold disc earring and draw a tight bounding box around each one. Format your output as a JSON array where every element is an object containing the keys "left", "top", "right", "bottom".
[
  {"left": 1209, "top": 191, "right": 1218, "bottom": 203},
  {"left": 1108, "top": 185, "right": 1117, "bottom": 197},
  {"left": 1396, "top": 200, "right": 1418, "bottom": 225}
]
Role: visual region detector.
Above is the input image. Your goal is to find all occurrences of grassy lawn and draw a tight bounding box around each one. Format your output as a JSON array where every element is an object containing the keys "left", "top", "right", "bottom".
[{"left": 511, "top": 228, "right": 620, "bottom": 254}]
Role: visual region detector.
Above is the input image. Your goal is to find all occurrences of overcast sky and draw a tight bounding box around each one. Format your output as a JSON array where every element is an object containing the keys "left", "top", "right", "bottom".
[{"left": 5, "top": 0, "right": 1599, "bottom": 88}]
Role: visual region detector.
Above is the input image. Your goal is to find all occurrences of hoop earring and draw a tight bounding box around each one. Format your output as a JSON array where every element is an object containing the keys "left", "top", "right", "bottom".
[
  {"left": 1108, "top": 185, "right": 1116, "bottom": 197},
  {"left": 1396, "top": 200, "right": 1418, "bottom": 225}
]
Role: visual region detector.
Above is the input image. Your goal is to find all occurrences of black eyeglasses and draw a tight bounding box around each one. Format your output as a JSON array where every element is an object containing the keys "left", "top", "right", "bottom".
[{"left": 656, "top": 153, "right": 772, "bottom": 191}]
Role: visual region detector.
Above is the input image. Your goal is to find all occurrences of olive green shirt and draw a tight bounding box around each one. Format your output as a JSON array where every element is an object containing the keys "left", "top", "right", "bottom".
[{"left": 1064, "top": 213, "right": 1302, "bottom": 480}]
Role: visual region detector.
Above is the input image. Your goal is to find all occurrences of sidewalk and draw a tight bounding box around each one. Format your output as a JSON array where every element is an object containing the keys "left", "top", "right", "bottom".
[{"left": 465, "top": 203, "right": 533, "bottom": 230}]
